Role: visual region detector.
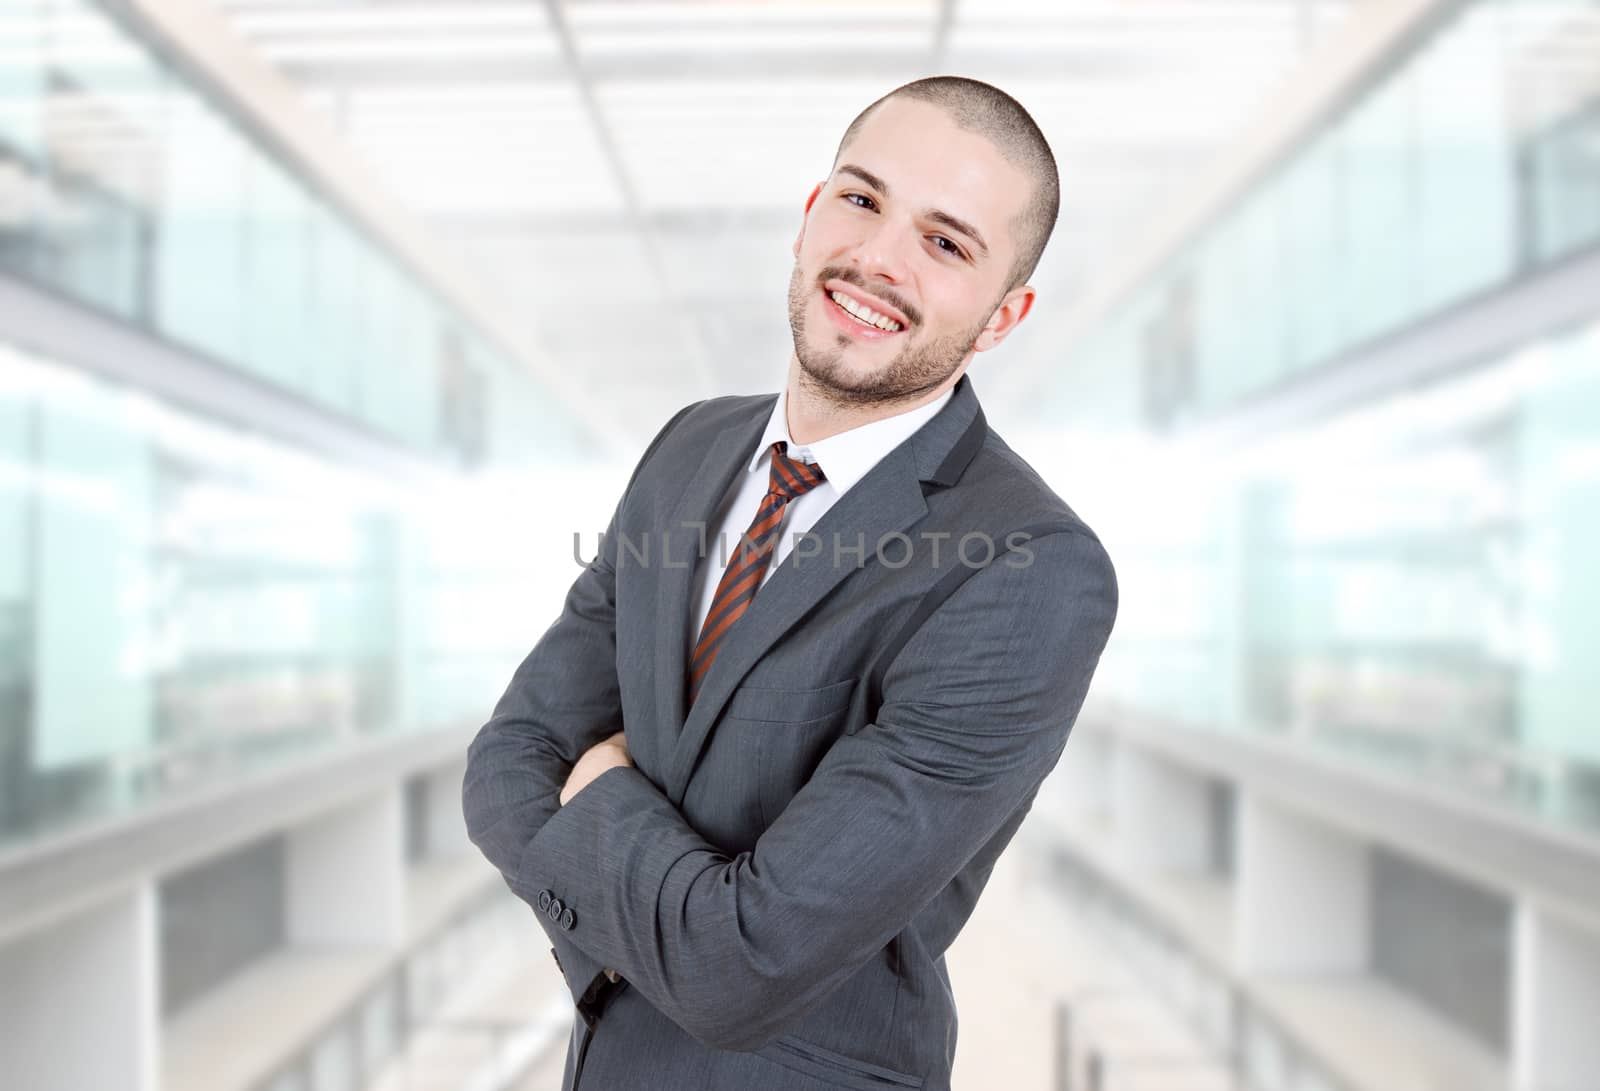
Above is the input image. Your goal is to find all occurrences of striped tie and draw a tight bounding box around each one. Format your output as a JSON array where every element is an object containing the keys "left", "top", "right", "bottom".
[{"left": 688, "top": 440, "right": 826, "bottom": 708}]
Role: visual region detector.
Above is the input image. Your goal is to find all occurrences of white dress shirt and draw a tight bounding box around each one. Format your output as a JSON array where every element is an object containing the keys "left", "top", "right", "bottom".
[{"left": 687, "top": 382, "right": 954, "bottom": 650}]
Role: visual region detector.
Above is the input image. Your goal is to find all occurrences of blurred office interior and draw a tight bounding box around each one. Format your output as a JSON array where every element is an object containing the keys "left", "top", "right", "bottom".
[{"left": 1, "top": 0, "right": 1597, "bottom": 1089}]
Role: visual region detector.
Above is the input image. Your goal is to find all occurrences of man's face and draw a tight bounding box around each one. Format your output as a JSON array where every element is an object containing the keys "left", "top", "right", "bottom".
[{"left": 787, "top": 96, "right": 1036, "bottom": 407}]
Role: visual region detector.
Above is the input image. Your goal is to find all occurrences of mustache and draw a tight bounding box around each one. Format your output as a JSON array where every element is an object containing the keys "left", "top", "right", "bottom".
[{"left": 818, "top": 267, "right": 920, "bottom": 328}]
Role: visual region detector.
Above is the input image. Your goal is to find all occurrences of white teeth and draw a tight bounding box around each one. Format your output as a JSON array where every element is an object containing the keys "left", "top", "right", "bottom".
[{"left": 829, "top": 289, "right": 902, "bottom": 332}]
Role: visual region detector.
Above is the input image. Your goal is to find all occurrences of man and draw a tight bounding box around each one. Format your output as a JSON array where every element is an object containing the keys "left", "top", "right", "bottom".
[{"left": 462, "top": 76, "right": 1118, "bottom": 1090}]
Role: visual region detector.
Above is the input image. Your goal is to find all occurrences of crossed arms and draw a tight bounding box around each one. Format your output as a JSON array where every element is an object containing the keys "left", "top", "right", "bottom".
[{"left": 461, "top": 423, "right": 1118, "bottom": 1052}]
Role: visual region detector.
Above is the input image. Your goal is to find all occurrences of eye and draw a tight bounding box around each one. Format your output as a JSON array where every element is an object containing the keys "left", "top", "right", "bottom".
[
  {"left": 843, "top": 192, "right": 877, "bottom": 211},
  {"left": 931, "top": 236, "right": 965, "bottom": 259}
]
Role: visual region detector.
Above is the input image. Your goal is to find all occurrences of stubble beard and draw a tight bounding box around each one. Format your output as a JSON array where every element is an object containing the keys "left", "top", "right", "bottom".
[{"left": 786, "top": 263, "right": 989, "bottom": 412}]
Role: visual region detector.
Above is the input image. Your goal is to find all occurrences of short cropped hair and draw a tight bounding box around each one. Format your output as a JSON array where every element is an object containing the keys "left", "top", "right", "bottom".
[{"left": 831, "top": 76, "right": 1060, "bottom": 291}]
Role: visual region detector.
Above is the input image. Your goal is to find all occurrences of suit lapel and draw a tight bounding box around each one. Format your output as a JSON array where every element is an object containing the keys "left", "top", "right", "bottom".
[
  {"left": 659, "top": 374, "right": 988, "bottom": 805},
  {"left": 652, "top": 400, "right": 773, "bottom": 771}
]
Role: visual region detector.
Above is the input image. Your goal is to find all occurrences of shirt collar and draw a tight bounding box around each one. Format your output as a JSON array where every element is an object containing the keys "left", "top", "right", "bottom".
[{"left": 747, "top": 382, "right": 955, "bottom": 497}]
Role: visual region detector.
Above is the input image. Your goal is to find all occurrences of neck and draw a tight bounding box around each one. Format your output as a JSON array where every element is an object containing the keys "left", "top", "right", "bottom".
[{"left": 783, "top": 355, "right": 960, "bottom": 445}]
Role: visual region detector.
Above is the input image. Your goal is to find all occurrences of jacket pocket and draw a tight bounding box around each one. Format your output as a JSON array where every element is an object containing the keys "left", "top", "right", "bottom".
[
  {"left": 723, "top": 676, "right": 857, "bottom": 724},
  {"left": 756, "top": 1033, "right": 925, "bottom": 1089}
]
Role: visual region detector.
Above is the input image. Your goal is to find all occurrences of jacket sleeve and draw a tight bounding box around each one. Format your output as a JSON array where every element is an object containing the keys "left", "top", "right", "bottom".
[
  {"left": 460, "top": 399, "right": 697, "bottom": 1006},
  {"left": 513, "top": 527, "right": 1118, "bottom": 1051}
]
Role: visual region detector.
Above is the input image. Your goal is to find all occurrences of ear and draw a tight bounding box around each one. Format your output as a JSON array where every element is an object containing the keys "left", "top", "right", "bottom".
[
  {"left": 793, "top": 180, "right": 825, "bottom": 258},
  {"left": 973, "top": 284, "right": 1036, "bottom": 353}
]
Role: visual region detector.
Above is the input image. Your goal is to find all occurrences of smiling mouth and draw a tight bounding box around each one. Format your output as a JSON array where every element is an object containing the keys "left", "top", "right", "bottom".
[{"left": 825, "top": 288, "right": 904, "bottom": 333}]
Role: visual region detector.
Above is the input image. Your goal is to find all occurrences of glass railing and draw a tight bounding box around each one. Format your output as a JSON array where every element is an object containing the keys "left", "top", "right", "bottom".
[
  {"left": 0, "top": 0, "right": 588, "bottom": 466},
  {"left": 0, "top": 339, "right": 609, "bottom": 851},
  {"left": 1079, "top": 313, "right": 1600, "bottom": 836},
  {"left": 1031, "top": 0, "right": 1600, "bottom": 840},
  {"left": 1041, "top": 0, "right": 1600, "bottom": 432}
]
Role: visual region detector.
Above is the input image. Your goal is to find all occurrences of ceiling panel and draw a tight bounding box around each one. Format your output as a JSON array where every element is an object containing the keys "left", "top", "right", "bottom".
[{"left": 211, "top": 0, "right": 1355, "bottom": 435}]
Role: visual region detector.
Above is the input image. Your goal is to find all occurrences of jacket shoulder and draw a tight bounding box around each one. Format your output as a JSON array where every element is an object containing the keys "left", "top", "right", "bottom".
[
  {"left": 639, "top": 392, "right": 771, "bottom": 456},
  {"left": 620, "top": 392, "right": 772, "bottom": 499},
  {"left": 956, "top": 426, "right": 1107, "bottom": 551},
  {"left": 671, "top": 391, "right": 774, "bottom": 433}
]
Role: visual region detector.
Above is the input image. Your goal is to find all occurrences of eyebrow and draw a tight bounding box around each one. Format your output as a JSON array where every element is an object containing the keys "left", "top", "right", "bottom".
[{"left": 836, "top": 162, "right": 991, "bottom": 258}]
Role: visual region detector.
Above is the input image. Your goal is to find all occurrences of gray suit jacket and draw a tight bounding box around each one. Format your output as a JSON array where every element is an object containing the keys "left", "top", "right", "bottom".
[{"left": 462, "top": 374, "right": 1117, "bottom": 1090}]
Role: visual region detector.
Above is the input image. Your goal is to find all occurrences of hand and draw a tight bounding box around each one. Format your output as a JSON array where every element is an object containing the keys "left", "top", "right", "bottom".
[{"left": 559, "top": 730, "right": 632, "bottom": 807}]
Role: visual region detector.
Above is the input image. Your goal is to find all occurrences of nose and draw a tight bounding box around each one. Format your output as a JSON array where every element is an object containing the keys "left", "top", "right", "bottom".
[{"left": 848, "top": 216, "right": 911, "bottom": 285}]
